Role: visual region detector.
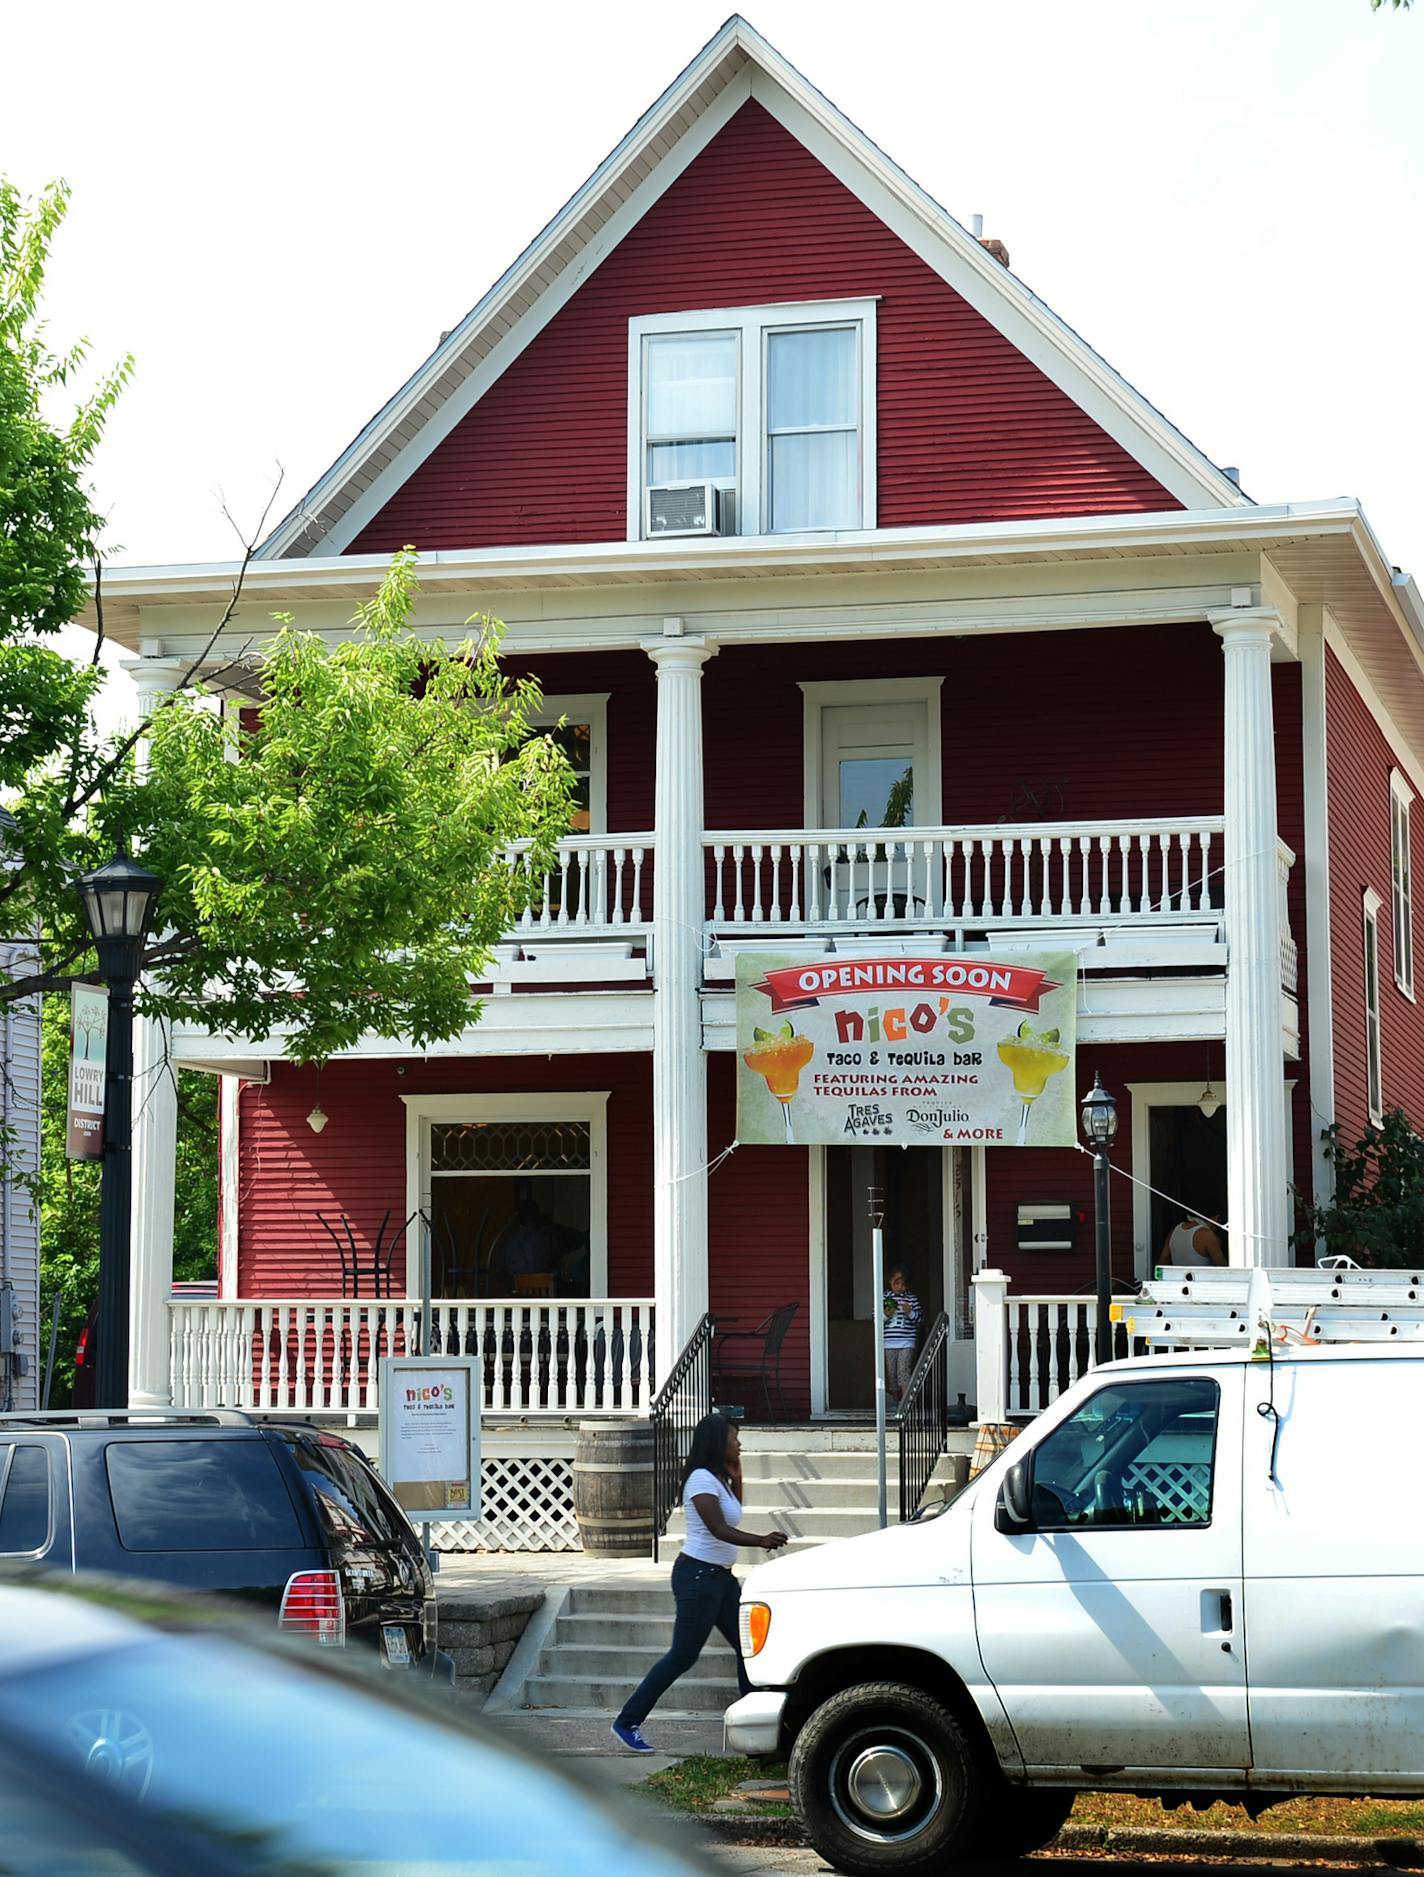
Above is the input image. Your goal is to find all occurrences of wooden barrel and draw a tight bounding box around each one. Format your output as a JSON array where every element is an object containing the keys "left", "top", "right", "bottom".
[
  {"left": 969, "top": 1422, "right": 1021, "bottom": 1478},
  {"left": 573, "top": 1420, "right": 655, "bottom": 1556}
]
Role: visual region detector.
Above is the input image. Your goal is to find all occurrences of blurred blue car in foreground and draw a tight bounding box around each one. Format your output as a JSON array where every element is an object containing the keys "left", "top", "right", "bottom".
[{"left": 0, "top": 1573, "right": 722, "bottom": 1876}]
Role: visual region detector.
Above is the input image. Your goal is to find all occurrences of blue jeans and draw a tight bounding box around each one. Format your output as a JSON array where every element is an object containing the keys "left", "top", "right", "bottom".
[{"left": 616, "top": 1552, "right": 751, "bottom": 1728}]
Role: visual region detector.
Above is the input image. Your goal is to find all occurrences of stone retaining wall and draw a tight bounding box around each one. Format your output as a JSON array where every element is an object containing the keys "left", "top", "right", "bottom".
[{"left": 438, "top": 1592, "right": 544, "bottom": 1702}]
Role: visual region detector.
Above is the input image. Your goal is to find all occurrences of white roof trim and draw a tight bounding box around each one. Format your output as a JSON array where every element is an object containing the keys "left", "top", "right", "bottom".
[
  {"left": 259, "top": 17, "right": 1244, "bottom": 561},
  {"left": 106, "top": 500, "right": 1378, "bottom": 600}
]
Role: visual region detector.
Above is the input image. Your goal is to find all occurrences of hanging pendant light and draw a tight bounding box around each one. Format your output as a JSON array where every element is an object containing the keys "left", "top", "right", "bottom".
[{"left": 1197, "top": 1083, "right": 1221, "bottom": 1118}]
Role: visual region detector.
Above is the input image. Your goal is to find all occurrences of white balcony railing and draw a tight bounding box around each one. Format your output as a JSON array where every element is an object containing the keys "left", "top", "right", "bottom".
[
  {"left": 504, "top": 833, "right": 653, "bottom": 934},
  {"left": 705, "top": 817, "right": 1225, "bottom": 934},
  {"left": 169, "top": 1297, "right": 655, "bottom": 1417}
]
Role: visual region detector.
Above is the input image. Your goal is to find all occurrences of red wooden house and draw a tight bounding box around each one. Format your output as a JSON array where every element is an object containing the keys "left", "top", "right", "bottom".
[{"left": 93, "top": 21, "right": 1424, "bottom": 1533}]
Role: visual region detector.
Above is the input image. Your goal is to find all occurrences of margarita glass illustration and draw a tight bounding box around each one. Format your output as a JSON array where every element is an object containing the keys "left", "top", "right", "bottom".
[
  {"left": 744, "top": 1020, "right": 815, "bottom": 1142},
  {"left": 997, "top": 1019, "right": 1070, "bottom": 1144}
]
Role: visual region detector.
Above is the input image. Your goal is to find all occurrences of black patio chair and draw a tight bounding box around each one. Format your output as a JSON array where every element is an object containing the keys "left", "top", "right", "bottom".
[{"left": 711, "top": 1302, "right": 799, "bottom": 1421}]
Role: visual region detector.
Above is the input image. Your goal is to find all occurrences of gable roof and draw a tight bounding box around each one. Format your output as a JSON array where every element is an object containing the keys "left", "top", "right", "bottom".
[{"left": 259, "top": 15, "right": 1247, "bottom": 561}]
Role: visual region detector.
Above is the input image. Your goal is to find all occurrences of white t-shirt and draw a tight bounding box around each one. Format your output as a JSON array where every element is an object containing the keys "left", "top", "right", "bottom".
[{"left": 681, "top": 1467, "right": 741, "bottom": 1567}]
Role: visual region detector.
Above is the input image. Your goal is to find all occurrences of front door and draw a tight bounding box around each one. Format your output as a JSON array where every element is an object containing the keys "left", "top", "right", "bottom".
[
  {"left": 823, "top": 1145, "right": 947, "bottom": 1410},
  {"left": 971, "top": 1369, "right": 1249, "bottom": 1773}
]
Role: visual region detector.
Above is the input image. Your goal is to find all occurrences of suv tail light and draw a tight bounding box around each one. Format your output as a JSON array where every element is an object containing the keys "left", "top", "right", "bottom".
[
  {"left": 279, "top": 1570, "right": 346, "bottom": 1646},
  {"left": 75, "top": 1324, "right": 90, "bottom": 1370}
]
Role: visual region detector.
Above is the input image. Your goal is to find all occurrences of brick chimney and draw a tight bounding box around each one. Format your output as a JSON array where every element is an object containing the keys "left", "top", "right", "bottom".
[{"left": 969, "top": 214, "right": 1010, "bottom": 269}]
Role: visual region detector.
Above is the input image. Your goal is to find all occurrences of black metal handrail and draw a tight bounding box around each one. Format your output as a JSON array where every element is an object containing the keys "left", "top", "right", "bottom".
[
  {"left": 896, "top": 1310, "right": 952, "bottom": 1525},
  {"left": 649, "top": 1312, "right": 714, "bottom": 1561}
]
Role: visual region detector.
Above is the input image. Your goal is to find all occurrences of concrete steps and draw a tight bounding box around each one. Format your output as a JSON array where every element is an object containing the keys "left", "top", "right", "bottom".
[{"left": 490, "top": 1429, "right": 975, "bottom": 1718}]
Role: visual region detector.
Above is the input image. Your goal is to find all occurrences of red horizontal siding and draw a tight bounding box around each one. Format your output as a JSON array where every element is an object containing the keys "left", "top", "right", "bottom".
[
  {"left": 503, "top": 648, "right": 656, "bottom": 833},
  {"left": 349, "top": 101, "right": 1176, "bottom": 555},
  {"left": 704, "top": 622, "right": 1226, "bottom": 830},
  {"left": 237, "top": 1053, "right": 652, "bottom": 1297},
  {"left": 707, "top": 1053, "right": 811, "bottom": 1419},
  {"left": 1326, "top": 646, "right": 1424, "bottom": 1145}
]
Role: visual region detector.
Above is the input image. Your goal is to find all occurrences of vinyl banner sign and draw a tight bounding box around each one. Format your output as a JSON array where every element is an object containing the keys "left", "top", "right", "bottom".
[
  {"left": 735, "top": 951, "right": 1078, "bottom": 1148},
  {"left": 66, "top": 983, "right": 109, "bottom": 1161}
]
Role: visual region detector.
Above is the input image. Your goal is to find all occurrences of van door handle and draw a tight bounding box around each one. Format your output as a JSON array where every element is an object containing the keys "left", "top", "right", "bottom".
[{"left": 1202, "top": 1588, "right": 1233, "bottom": 1635}]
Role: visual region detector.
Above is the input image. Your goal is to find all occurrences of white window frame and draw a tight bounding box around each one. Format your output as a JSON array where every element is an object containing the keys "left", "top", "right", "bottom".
[
  {"left": 400, "top": 1092, "right": 609, "bottom": 1296},
  {"left": 1391, "top": 769, "right": 1414, "bottom": 999},
  {"left": 527, "top": 693, "right": 609, "bottom": 836},
  {"left": 627, "top": 298, "right": 878, "bottom": 541},
  {"left": 798, "top": 676, "right": 944, "bottom": 827},
  {"left": 1363, "top": 889, "right": 1384, "bottom": 1125}
]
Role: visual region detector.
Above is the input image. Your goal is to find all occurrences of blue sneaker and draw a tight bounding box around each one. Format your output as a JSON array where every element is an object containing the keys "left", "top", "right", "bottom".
[{"left": 610, "top": 1720, "right": 653, "bottom": 1753}]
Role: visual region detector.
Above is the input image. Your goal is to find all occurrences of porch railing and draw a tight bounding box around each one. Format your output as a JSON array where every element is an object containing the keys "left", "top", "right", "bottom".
[
  {"left": 504, "top": 833, "right": 653, "bottom": 934},
  {"left": 896, "top": 1309, "right": 951, "bottom": 1524},
  {"left": 169, "top": 1297, "right": 655, "bottom": 1416},
  {"left": 704, "top": 816, "right": 1224, "bottom": 934},
  {"left": 974, "top": 1270, "right": 1138, "bottom": 1422},
  {"left": 650, "top": 1311, "right": 715, "bottom": 1562}
]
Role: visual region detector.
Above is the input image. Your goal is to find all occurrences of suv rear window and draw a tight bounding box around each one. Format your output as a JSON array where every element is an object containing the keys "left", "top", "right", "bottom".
[
  {"left": 105, "top": 1439, "right": 303, "bottom": 1552},
  {"left": 290, "top": 1442, "right": 415, "bottom": 1552}
]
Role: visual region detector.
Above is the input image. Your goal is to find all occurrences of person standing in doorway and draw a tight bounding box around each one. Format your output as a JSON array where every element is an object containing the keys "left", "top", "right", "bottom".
[
  {"left": 611, "top": 1413, "right": 787, "bottom": 1753},
  {"left": 883, "top": 1264, "right": 923, "bottom": 1406},
  {"left": 1160, "top": 1212, "right": 1227, "bottom": 1268}
]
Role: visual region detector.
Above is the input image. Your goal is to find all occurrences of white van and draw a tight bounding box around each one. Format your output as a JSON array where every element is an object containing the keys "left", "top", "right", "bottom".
[{"left": 726, "top": 1344, "right": 1420, "bottom": 1874}]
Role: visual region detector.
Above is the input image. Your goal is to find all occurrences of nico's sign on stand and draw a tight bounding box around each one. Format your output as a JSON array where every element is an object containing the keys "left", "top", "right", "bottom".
[
  {"left": 66, "top": 983, "right": 109, "bottom": 1160},
  {"left": 378, "top": 1357, "right": 480, "bottom": 1520},
  {"left": 735, "top": 951, "right": 1078, "bottom": 1148}
]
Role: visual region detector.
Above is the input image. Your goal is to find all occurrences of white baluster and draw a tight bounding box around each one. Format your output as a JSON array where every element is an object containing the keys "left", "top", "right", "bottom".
[
  {"left": 1018, "top": 837, "right": 1033, "bottom": 919},
  {"left": 1005, "top": 1300, "right": 1023, "bottom": 1415},
  {"left": 712, "top": 846, "right": 727, "bottom": 923},
  {"left": 732, "top": 846, "right": 746, "bottom": 923},
  {"left": 807, "top": 841, "right": 822, "bottom": 924},
  {"left": 632, "top": 847, "right": 646, "bottom": 924},
  {"left": 750, "top": 845, "right": 765, "bottom": 923},
  {"left": 788, "top": 844, "right": 802, "bottom": 923}
]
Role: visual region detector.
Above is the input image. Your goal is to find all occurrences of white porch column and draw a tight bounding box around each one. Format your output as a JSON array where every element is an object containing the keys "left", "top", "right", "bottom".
[
  {"left": 647, "top": 633, "right": 716, "bottom": 1362},
  {"left": 1211, "top": 609, "right": 1290, "bottom": 1268},
  {"left": 122, "top": 656, "right": 188, "bottom": 1405}
]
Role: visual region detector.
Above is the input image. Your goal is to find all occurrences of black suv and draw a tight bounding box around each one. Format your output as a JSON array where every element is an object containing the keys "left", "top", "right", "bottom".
[{"left": 0, "top": 1412, "right": 447, "bottom": 1676}]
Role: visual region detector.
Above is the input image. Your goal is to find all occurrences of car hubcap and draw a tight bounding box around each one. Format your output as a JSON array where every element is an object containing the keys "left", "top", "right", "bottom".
[
  {"left": 828, "top": 1725, "right": 944, "bottom": 1845},
  {"left": 846, "top": 1744, "right": 921, "bottom": 1819}
]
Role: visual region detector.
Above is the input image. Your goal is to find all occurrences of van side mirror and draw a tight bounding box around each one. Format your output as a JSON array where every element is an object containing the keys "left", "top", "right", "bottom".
[{"left": 995, "top": 1458, "right": 1035, "bottom": 1533}]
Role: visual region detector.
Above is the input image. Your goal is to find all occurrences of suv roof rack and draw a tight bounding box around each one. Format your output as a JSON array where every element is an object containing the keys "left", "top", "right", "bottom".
[
  {"left": 1114, "top": 1265, "right": 1424, "bottom": 1350},
  {"left": 0, "top": 1410, "right": 257, "bottom": 1427}
]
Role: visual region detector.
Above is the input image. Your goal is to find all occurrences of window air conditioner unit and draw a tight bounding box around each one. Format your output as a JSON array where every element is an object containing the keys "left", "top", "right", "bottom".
[{"left": 645, "top": 481, "right": 736, "bottom": 538}]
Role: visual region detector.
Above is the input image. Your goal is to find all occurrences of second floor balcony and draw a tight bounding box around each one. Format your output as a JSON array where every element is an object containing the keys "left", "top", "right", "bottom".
[{"left": 485, "top": 813, "right": 1296, "bottom": 998}]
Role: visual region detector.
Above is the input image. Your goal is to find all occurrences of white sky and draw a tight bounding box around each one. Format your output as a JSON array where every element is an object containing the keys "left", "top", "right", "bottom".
[{"left": 12, "top": 0, "right": 1422, "bottom": 720}]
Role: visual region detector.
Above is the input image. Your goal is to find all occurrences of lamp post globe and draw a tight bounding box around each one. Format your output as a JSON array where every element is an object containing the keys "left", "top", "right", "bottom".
[
  {"left": 74, "top": 850, "right": 165, "bottom": 1410},
  {"left": 1079, "top": 1072, "right": 1119, "bottom": 1366}
]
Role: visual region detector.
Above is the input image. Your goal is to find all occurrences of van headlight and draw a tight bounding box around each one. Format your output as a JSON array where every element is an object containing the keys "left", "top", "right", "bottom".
[{"left": 740, "top": 1601, "right": 772, "bottom": 1658}]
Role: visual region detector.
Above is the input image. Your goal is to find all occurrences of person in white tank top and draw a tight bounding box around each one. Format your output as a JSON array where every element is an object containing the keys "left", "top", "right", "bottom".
[{"left": 1162, "top": 1214, "right": 1226, "bottom": 1267}]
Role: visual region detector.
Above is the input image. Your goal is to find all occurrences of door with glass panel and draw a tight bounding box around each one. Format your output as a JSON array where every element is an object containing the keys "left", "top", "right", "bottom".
[{"left": 819, "top": 701, "right": 928, "bottom": 917}]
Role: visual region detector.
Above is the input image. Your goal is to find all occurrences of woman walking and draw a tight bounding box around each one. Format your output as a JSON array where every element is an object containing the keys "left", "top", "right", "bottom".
[{"left": 611, "top": 1412, "right": 787, "bottom": 1753}]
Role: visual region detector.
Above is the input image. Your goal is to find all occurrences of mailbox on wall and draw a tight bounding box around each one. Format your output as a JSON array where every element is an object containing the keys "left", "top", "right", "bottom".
[{"left": 1016, "top": 1203, "right": 1078, "bottom": 1251}]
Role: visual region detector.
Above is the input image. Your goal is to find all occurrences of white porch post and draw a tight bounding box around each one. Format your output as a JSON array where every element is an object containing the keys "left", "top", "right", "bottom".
[
  {"left": 1211, "top": 608, "right": 1290, "bottom": 1268},
  {"left": 972, "top": 1268, "right": 1009, "bottom": 1426},
  {"left": 123, "top": 656, "right": 188, "bottom": 1405},
  {"left": 648, "top": 632, "right": 715, "bottom": 1362}
]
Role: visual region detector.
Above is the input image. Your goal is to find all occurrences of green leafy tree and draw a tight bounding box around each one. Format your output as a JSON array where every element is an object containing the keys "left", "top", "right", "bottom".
[
  {"left": 2, "top": 176, "right": 577, "bottom": 1365},
  {"left": 38, "top": 995, "right": 216, "bottom": 1405},
  {"left": 1293, "top": 1109, "right": 1424, "bottom": 1266}
]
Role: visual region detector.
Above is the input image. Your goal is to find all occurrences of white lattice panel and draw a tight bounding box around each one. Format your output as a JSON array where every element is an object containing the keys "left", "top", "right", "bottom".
[
  {"left": 1125, "top": 1460, "right": 1211, "bottom": 1523},
  {"left": 434, "top": 1457, "right": 581, "bottom": 1552}
]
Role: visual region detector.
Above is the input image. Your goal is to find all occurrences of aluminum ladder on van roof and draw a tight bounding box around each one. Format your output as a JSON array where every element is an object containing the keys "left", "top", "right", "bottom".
[{"left": 1110, "top": 1264, "right": 1424, "bottom": 1350}]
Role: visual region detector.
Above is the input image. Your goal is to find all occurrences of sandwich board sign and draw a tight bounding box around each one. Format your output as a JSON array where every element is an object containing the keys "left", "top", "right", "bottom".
[{"left": 378, "top": 1356, "right": 480, "bottom": 1521}]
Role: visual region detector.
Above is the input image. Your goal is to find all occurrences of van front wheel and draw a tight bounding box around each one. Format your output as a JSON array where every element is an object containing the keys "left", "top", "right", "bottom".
[{"left": 789, "top": 1681, "right": 982, "bottom": 1876}]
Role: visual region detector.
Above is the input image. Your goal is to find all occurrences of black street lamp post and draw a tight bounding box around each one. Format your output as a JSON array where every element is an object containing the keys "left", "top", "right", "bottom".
[
  {"left": 74, "top": 851, "right": 165, "bottom": 1410},
  {"left": 1080, "top": 1072, "right": 1119, "bottom": 1366}
]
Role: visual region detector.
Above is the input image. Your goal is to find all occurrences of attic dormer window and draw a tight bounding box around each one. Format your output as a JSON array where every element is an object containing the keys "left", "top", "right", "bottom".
[{"left": 629, "top": 298, "right": 877, "bottom": 541}]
